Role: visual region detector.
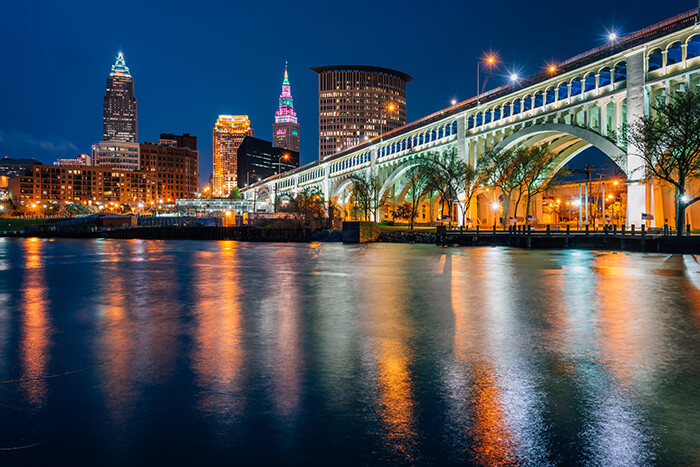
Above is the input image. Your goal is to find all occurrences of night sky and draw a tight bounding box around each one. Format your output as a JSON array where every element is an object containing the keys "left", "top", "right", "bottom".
[{"left": 0, "top": 0, "right": 692, "bottom": 187}]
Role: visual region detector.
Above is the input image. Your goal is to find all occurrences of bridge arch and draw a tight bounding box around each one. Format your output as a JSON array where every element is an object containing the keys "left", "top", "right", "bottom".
[{"left": 492, "top": 123, "right": 628, "bottom": 182}]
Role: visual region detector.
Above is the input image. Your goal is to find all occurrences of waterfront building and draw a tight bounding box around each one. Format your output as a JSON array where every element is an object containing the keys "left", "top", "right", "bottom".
[
  {"left": 103, "top": 52, "right": 137, "bottom": 143},
  {"left": 160, "top": 133, "right": 197, "bottom": 150},
  {"left": 92, "top": 141, "right": 140, "bottom": 171},
  {"left": 272, "top": 63, "right": 300, "bottom": 153},
  {"left": 311, "top": 65, "right": 412, "bottom": 159},
  {"left": 140, "top": 142, "right": 199, "bottom": 201},
  {"left": 236, "top": 136, "right": 299, "bottom": 188},
  {"left": 0, "top": 157, "right": 39, "bottom": 178},
  {"left": 54, "top": 154, "right": 92, "bottom": 167},
  {"left": 8, "top": 164, "right": 157, "bottom": 205},
  {"left": 212, "top": 115, "right": 253, "bottom": 196}
]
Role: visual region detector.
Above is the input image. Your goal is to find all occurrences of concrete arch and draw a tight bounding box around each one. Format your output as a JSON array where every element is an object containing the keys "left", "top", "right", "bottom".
[
  {"left": 332, "top": 176, "right": 359, "bottom": 199},
  {"left": 493, "top": 122, "right": 628, "bottom": 176},
  {"left": 378, "top": 157, "right": 425, "bottom": 201}
]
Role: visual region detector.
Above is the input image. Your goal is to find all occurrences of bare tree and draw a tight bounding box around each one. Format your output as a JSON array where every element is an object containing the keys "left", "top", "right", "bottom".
[
  {"left": 417, "top": 148, "right": 466, "bottom": 227},
  {"left": 627, "top": 89, "right": 700, "bottom": 235},
  {"left": 350, "top": 172, "right": 382, "bottom": 221},
  {"left": 403, "top": 165, "right": 431, "bottom": 229},
  {"left": 480, "top": 146, "right": 528, "bottom": 226}
]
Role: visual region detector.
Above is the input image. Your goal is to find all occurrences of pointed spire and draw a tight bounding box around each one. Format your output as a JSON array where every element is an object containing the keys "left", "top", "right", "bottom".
[
  {"left": 110, "top": 51, "right": 131, "bottom": 77},
  {"left": 282, "top": 61, "right": 290, "bottom": 86}
]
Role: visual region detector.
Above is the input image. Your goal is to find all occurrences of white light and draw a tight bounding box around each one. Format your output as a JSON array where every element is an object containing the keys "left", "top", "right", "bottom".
[
  {"left": 574, "top": 199, "right": 582, "bottom": 206},
  {"left": 510, "top": 73, "right": 519, "bottom": 82},
  {"left": 491, "top": 202, "right": 499, "bottom": 210},
  {"left": 450, "top": 98, "right": 457, "bottom": 106},
  {"left": 681, "top": 195, "right": 689, "bottom": 202},
  {"left": 608, "top": 32, "right": 618, "bottom": 41}
]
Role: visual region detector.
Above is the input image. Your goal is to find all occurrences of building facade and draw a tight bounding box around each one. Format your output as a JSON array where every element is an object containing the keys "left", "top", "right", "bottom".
[
  {"left": 54, "top": 154, "right": 92, "bottom": 167},
  {"left": 311, "top": 65, "right": 412, "bottom": 159},
  {"left": 140, "top": 142, "right": 199, "bottom": 200},
  {"left": 103, "top": 52, "right": 137, "bottom": 143},
  {"left": 212, "top": 115, "right": 253, "bottom": 196},
  {"left": 92, "top": 141, "right": 140, "bottom": 171},
  {"left": 9, "top": 164, "right": 157, "bottom": 206},
  {"left": 236, "top": 136, "right": 299, "bottom": 188},
  {"left": 160, "top": 133, "right": 197, "bottom": 150},
  {"left": 272, "top": 64, "right": 300, "bottom": 153}
]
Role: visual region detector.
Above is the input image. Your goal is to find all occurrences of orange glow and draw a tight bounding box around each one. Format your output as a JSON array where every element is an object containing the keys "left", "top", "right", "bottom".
[
  {"left": 548, "top": 65, "right": 557, "bottom": 73},
  {"left": 487, "top": 56, "right": 495, "bottom": 64},
  {"left": 19, "top": 239, "right": 51, "bottom": 406},
  {"left": 193, "top": 242, "right": 245, "bottom": 419},
  {"left": 388, "top": 103, "right": 396, "bottom": 112},
  {"left": 613, "top": 180, "right": 619, "bottom": 186}
]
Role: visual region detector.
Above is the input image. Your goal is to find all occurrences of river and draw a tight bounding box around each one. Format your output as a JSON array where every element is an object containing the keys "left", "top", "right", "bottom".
[{"left": 0, "top": 238, "right": 698, "bottom": 465}]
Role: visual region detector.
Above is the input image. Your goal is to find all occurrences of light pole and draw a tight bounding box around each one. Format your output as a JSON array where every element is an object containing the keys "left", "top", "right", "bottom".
[
  {"left": 477, "top": 56, "right": 496, "bottom": 105},
  {"left": 278, "top": 154, "right": 289, "bottom": 175},
  {"left": 380, "top": 103, "right": 395, "bottom": 142},
  {"left": 491, "top": 202, "right": 499, "bottom": 227}
]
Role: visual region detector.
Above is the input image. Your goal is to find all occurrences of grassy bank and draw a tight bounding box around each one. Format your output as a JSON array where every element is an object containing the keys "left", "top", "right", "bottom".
[
  {"left": 377, "top": 224, "right": 437, "bottom": 234},
  {"left": 0, "top": 218, "right": 65, "bottom": 232}
]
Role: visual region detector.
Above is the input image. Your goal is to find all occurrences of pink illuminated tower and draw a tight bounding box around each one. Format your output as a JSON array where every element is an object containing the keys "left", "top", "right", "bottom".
[{"left": 272, "top": 62, "right": 300, "bottom": 153}]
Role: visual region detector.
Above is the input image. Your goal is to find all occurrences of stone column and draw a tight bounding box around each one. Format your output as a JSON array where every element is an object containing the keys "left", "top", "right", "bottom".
[{"left": 625, "top": 48, "right": 648, "bottom": 227}]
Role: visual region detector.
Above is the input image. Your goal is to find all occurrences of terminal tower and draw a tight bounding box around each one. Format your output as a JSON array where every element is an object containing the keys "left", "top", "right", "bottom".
[{"left": 272, "top": 63, "right": 300, "bottom": 153}]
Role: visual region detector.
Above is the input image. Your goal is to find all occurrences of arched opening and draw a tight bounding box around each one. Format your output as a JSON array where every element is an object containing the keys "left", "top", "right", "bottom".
[
  {"left": 522, "top": 95, "right": 532, "bottom": 111},
  {"left": 467, "top": 116, "right": 475, "bottom": 129},
  {"left": 502, "top": 103, "right": 511, "bottom": 118},
  {"left": 570, "top": 77, "right": 582, "bottom": 96},
  {"left": 493, "top": 106, "right": 501, "bottom": 120},
  {"left": 534, "top": 91, "right": 544, "bottom": 107},
  {"left": 557, "top": 82, "right": 568, "bottom": 100},
  {"left": 545, "top": 87, "right": 556, "bottom": 104},
  {"left": 687, "top": 34, "right": 700, "bottom": 60},
  {"left": 648, "top": 48, "right": 663, "bottom": 71},
  {"left": 666, "top": 41, "right": 683, "bottom": 65},
  {"left": 614, "top": 61, "right": 627, "bottom": 82},
  {"left": 583, "top": 73, "right": 596, "bottom": 92},
  {"left": 598, "top": 67, "right": 612, "bottom": 87},
  {"left": 513, "top": 99, "right": 522, "bottom": 114},
  {"left": 492, "top": 124, "right": 629, "bottom": 228}
]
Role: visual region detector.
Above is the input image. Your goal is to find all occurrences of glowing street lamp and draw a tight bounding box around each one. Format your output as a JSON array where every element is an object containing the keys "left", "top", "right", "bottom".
[
  {"left": 477, "top": 56, "right": 497, "bottom": 105},
  {"left": 450, "top": 98, "right": 457, "bottom": 106},
  {"left": 510, "top": 73, "right": 519, "bottom": 82},
  {"left": 491, "top": 202, "right": 499, "bottom": 226},
  {"left": 548, "top": 65, "right": 557, "bottom": 74},
  {"left": 608, "top": 32, "right": 618, "bottom": 42},
  {"left": 380, "top": 103, "right": 396, "bottom": 142}
]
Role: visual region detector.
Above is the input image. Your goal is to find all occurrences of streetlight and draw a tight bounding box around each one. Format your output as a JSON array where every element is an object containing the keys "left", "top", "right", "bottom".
[
  {"left": 477, "top": 56, "right": 496, "bottom": 105},
  {"left": 491, "top": 202, "right": 499, "bottom": 227},
  {"left": 450, "top": 98, "right": 457, "bottom": 106},
  {"left": 380, "top": 103, "right": 395, "bottom": 142},
  {"left": 548, "top": 64, "right": 557, "bottom": 74},
  {"left": 278, "top": 153, "right": 290, "bottom": 175},
  {"left": 608, "top": 32, "right": 618, "bottom": 42}
]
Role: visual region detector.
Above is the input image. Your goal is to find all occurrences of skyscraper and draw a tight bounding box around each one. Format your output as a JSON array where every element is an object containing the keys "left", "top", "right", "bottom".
[
  {"left": 212, "top": 115, "right": 253, "bottom": 196},
  {"left": 272, "top": 63, "right": 300, "bottom": 153},
  {"left": 103, "top": 52, "right": 137, "bottom": 142},
  {"left": 311, "top": 65, "right": 412, "bottom": 159}
]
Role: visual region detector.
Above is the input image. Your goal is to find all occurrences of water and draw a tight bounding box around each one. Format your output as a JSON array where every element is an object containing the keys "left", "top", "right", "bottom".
[{"left": 0, "top": 238, "right": 699, "bottom": 465}]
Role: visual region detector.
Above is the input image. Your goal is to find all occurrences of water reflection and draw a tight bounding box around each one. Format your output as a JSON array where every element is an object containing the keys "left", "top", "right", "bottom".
[
  {"left": 192, "top": 241, "right": 246, "bottom": 424},
  {"left": 18, "top": 238, "right": 51, "bottom": 406},
  {"left": 362, "top": 251, "right": 417, "bottom": 461}
]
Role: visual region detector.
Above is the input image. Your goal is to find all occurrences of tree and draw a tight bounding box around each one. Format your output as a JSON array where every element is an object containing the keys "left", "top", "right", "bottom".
[
  {"left": 518, "top": 144, "right": 569, "bottom": 225},
  {"left": 461, "top": 164, "right": 486, "bottom": 227},
  {"left": 228, "top": 187, "right": 243, "bottom": 200},
  {"left": 627, "top": 88, "right": 700, "bottom": 235},
  {"left": 403, "top": 165, "right": 431, "bottom": 229},
  {"left": 480, "top": 146, "right": 528, "bottom": 226},
  {"left": 350, "top": 172, "right": 382, "bottom": 221},
  {"left": 281, "top": 187, "right": 326, "bottom": 230},
  {"left": 417, "top": 148, "right": 467, "bottom": 227},
  {"left": 391, "top": 202, "right": 413, "bottom": 223}
]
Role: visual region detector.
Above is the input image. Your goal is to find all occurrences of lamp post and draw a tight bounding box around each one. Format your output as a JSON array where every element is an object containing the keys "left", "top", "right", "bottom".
[
  {"left": 278, "top": 153, "right": 289, "bottom": 175},
  {"left": 380, "top": 103, "right": 395, "bottom": 142},
  {"left": 477, "top": 56, "right": 496, "bottom": 105}
]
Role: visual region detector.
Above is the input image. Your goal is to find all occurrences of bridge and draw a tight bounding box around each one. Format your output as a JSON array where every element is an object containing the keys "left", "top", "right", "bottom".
[{"left": 245, "top": 9, "right": 700, "bottom": 228}]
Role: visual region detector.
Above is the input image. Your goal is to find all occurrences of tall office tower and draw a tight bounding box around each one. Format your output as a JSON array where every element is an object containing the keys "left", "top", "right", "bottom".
[
  {"left": 212, "top": 115, "right": 253, "bottom": 196},
  {"left": 103, "top": 52, "right": 137, "bottom": 142},
  {"left": 272, "top": 63, "right": 300, "bottom": 153},
  {"left": 311, "top": 65, "right": 412, "bottom": 159}
]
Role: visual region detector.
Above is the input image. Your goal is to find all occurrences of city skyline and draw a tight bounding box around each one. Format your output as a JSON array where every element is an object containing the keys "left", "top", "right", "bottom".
[{"left": 0, "top": 0, "right": 687, "bottom": 188}]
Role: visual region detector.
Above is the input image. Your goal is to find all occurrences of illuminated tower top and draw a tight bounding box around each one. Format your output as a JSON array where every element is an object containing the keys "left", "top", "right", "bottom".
[
  {"left": 110, "top": 52, "right": 131, "bottom": 77},
  {"left": 275, "top": 62, "right": 298, "bottom": 124}
]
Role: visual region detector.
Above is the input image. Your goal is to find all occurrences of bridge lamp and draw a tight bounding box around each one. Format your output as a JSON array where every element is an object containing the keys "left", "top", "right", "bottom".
[
  {"left": 548, "top": 65, "right": 557, "bottom": 74},
  {"left": 510, "top": 73, "right": 519, "bottom": 82},
  {"left": 451, "top": 98, "right": 457, "bottom": 106},
  {"left": 608, "top": 32, "right": 618, "bottom": 41}
]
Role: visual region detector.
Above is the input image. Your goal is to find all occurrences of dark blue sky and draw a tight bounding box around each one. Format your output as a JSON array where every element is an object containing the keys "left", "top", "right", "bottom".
[{"left": 0, "top": 0, "right": 691, "bottom": 187}]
